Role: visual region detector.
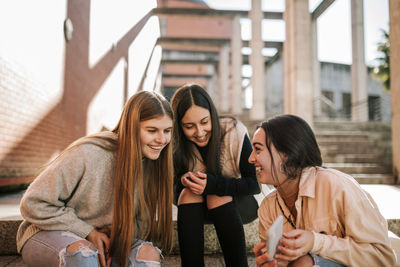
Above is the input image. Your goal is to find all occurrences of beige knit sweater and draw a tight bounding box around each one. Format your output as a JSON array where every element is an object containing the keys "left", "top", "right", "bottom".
[{"left": 16, "top": 134, "right": 117, "bottom": 252}]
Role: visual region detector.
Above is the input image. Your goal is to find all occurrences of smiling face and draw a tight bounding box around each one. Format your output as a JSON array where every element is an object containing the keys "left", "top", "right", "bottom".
[
  {"left": 180, "top": 105, "right": 212, "bottom": 147},
  {"left": 248, "top": 128, "right": 286, "bottom": 185},
  {"left": 140, "top": 115, "right": 173, "bottom": 160}
]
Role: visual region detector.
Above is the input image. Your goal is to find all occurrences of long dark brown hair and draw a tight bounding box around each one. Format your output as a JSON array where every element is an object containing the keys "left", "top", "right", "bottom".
[
  {"left": 170, "top": 83, "right": 227, "bottom": 176},
  {"left": 259, "top": 114, "right": 322, "bottom": 182}
]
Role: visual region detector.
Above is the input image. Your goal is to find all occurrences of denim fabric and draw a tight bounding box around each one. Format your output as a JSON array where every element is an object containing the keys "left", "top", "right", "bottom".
[
  {"left": 310, "top": 253, "right": 346, "bottom": 267},
  {"left": 21, "top": 230, "right": 95, "bottom": 267},
  {"left": 111, "top": 241, "right": 161, "bottom": 267},
  {"left": 21, "top": 230, "right": 161, "bottom": 267},
  {"left": 64, "top": 249, "right": 98, "bottom": 267}
]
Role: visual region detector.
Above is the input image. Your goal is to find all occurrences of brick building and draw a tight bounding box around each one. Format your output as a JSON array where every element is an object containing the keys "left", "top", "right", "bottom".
[{"left": 0, "top": 0, "right": 161, "bottom": 188}]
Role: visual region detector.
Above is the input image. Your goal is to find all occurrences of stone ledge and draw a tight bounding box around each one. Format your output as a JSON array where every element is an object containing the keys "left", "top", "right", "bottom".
[
  {"left": 389, "top": 219, "right": 400, "bottom": 237},
  {"left": 0, "top": 219, "right": 260, "bottom": 256},
  {"left": 0, "top": 254, "right": 257, "bottom": 267},
  {"left": 170, "top": 218, "right": 259, "bottom": 255},
  {"left": 2, "top": 218, "right": 400, "bottom": 267},
  {"left": 0, "top": 220, "right": 21, "bottom": 255},
  {"left": 2, "top": 218, "right": 400, "bottom": 255}
]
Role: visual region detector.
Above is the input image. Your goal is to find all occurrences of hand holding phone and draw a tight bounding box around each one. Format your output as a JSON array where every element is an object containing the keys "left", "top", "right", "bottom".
[
  {"left": 262, "top": 215, "right": 283, "bottom": 261},
  {"left": 181, "top": 171, "right": 207, "bottom": 195},
  {"left": 186, "top": 175, "right": 205, "bottom": 183}
]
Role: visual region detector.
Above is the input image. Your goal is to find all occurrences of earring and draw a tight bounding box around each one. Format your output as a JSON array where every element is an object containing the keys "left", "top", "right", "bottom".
[{"left": 279, "top": 163, "right": 284, "bottom": 173}]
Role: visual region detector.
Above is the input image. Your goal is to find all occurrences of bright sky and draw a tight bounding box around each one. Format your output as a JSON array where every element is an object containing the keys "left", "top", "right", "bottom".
[{"left": 204, "top": 0, "right": 389, "bottom": 66}]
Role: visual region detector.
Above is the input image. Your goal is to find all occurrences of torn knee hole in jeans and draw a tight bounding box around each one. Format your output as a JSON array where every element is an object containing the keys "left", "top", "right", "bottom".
[
  {"left": 66, "top": 240, "right": 98, "bottom": 256},
  {"left": 136, "top": 242, "right": 162, "bottom": 262},
  {"left": 59, "top": 240, "right": 98, "bottom": 267}
]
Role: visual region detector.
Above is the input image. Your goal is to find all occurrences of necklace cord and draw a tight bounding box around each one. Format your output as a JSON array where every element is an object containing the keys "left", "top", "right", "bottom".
[{"left": 276, "top": 193, "right": 296, "bottom": 229}]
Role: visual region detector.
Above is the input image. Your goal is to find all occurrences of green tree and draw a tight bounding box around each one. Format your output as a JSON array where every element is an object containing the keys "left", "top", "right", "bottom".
[{"left": 372, "top": 29, "right": 390, "bottom": 92}]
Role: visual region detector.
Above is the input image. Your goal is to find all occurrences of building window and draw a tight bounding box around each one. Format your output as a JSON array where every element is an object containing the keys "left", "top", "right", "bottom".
[
  {"left": 368, "top": 95, "right": 381, "bottom": 121},
  {"left": 342, "top": 93, "right": 351, "bottom": 119}
]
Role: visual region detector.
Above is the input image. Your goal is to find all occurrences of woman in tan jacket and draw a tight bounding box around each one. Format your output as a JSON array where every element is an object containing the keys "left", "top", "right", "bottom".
[{"left": 250, "top": 114, "right": 396, "bottom": 267}]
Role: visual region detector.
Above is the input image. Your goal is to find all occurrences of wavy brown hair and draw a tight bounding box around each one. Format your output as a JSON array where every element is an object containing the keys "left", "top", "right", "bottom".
[{"left": 109, "top": 91, "right": 174, "bottom": 266}]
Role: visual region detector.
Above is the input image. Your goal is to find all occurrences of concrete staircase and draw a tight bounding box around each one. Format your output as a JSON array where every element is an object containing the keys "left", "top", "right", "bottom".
[
  {"left": 313, "top": 120, "right": 400, "bottom": 263},
  {"left": 314, "top": 120, "right": 395, "bottom": 184}
]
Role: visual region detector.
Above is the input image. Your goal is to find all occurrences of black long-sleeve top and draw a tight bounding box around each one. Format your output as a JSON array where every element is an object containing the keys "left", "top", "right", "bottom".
[
  {"left": 199, "top": 135, "right": 260, "bottom": 196},
  {"left": 174, "top": 134, "right": 260, "bottom": 199}
]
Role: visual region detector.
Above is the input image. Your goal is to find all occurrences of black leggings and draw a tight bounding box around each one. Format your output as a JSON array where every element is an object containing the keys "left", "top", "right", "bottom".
[{"left": 177, "top": 201, "right": 248, "bottom": 267}]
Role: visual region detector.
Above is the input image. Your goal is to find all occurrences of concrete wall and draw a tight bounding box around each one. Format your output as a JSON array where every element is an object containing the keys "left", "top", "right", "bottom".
[
  {"left": 264, "top": 56, "right": 391, "bottom": 122},
  {"left": 0, "top": 1, "right": 68, "bottom": 182},
  {"left": 320, "top": 62, "right": 391, "bottom": 122},
  {"left": 0, "top": 0, "right": 159, "bottom": 185}
]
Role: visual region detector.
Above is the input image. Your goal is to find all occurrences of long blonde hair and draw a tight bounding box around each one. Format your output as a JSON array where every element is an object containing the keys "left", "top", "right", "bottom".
[{"left": 109, "top": 91, "right": 174, "bottom": 266}]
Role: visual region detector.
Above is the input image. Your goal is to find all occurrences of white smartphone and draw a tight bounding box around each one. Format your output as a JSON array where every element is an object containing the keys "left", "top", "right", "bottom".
[{"left": 262, "top": 215, "right": 283, "bottom": 260}]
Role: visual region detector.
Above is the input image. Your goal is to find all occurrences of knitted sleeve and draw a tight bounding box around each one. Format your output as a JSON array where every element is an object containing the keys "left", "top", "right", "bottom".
[{"left": 19, "top": 145, "right": 94, "bottom": 238}]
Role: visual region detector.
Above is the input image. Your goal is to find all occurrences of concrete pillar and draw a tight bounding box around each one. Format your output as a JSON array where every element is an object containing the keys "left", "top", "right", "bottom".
[
  {"left": 249, "top": 0, "right": 265, "bottom": 120},
  {"left": 311, "top": 19, "right": 321, "bottom": 118},
  {"left": 207, "top": 65, "right": 218, "bottom": 101},
  {"left": 350, "top": 0, "right": 368, "bottom": 121},
  {"left": 283, "top": 0, "right": 313, "bottom": 125},
  {"left": 231, "top": 15, "right": 243, "bottom": 115},
  {"left": 390, "top": 0, "right": 400, "bottom": 183},
  {"left": 219, "top": 43, "right": 230, "bottom": 113}
]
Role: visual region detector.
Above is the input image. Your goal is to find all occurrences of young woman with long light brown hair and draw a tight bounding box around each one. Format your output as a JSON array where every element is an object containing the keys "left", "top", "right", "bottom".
[{"left": 17, "top": 91, "right": 174, "bottom": 267}]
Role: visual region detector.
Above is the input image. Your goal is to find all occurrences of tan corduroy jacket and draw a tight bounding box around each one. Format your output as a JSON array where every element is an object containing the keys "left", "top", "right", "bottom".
[{"left": 258, "top": 167, "right": 396, "bottom": 267}]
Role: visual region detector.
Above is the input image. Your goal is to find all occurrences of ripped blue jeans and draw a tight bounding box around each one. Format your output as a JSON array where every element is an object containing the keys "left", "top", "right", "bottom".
[
  {"left": 309, "top": 253, "right": 346, "bottom": 267},
  {"left": 21, "top": 230, "right": 161, "bottom": 267}
]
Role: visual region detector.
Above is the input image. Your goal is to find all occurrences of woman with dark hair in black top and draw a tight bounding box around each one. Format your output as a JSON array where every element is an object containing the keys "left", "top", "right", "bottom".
[{"left": 171, "top": 84, "right": 261, "bottom": 267}]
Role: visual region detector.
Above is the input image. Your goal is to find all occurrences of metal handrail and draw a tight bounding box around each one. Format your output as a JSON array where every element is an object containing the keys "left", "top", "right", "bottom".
[{"left": 313, "top": 94, "right": 388, "bottom": 121}]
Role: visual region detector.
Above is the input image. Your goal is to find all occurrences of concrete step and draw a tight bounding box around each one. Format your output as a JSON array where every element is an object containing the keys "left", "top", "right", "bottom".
[
  {"left": 316, "top": 132, "right": 371, "bottom": 141},
  {"left": 2, "top": 186, "right": 399, "bottom": 265},
  {"left": 318, "top": 140, "right": 375, "bottom": 147},
  {"left": 0, "top": 254, "right": 258, "bottom": 267},
  {"left": 318, "top": 139, "right": 391, "bottom": 148},
  {"left": 320, "top": 145, "right": 391, "bottom": 155},
  {"left": 0, "top": 217, "right": 261, "bottom": 257},
  {"left": 322, "top": 153, "right": 385, "bottom": 164},
  {"left": 314, "top": 120, "right": 392, "bottom": 132},
  {"left": 316, "top": 130, "right": 391, "bottom": 140},
  {"left": 353, "top": 173, "right": 396, "bottom": 184},
  {"left": 324, "top": 163, "right": 392, "bottom": 174},
  {"left": 317, "top": 139, "right": 391, "bottom": 148},
  {"left": 315, "top": 131, "right": 369, "bottom": 141},
  {"left": 0, "top": 190, "right": 263, "bottom": 256}
]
